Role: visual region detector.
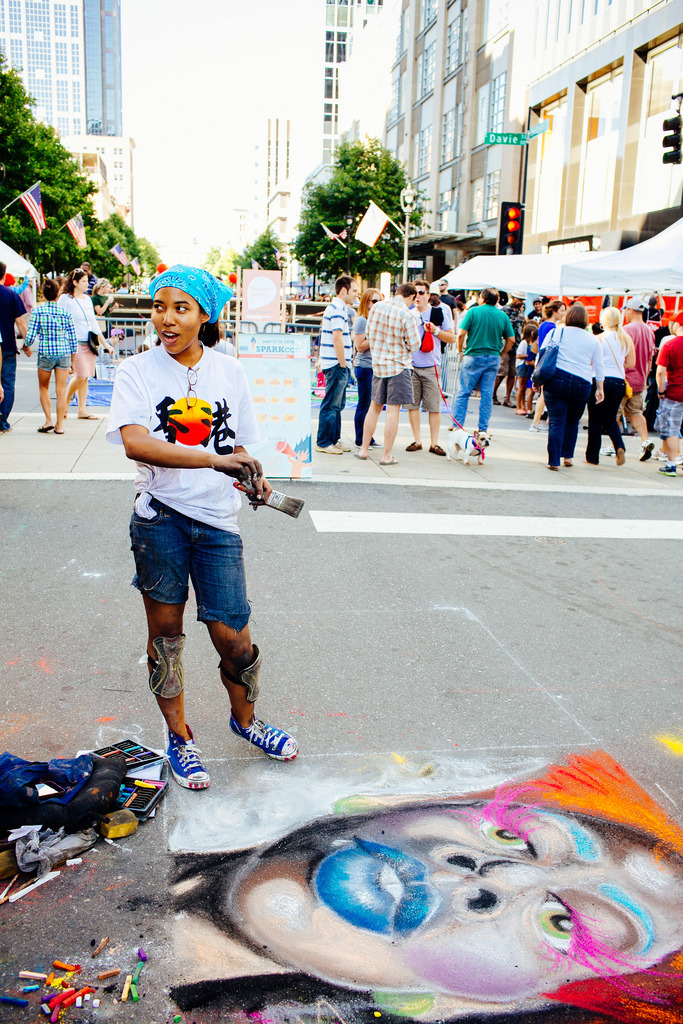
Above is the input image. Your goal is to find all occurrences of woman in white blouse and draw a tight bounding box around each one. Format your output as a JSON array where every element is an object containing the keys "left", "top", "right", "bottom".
[
  {"left": 58, "top": 268, "right": 112, "bottom": 419},
  {"left": 540, "top": 302, "right": 604, "bottom": 470},
  {"left": 585, "top": 306, "right": 636, "bottom": 466}
]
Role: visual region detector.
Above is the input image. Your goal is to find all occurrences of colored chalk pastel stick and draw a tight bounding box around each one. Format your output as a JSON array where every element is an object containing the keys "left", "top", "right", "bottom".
[
  {"left": 97, "top": 968, "right": 120, "bottom": 980},
  {"left": 121, "top": 974, "right": 132, "bottom": 1002},
  {"left": 92, "top": 998, "right": 100, "bottom": 1007},
  {"left": 23, "top": 985, "right": 40, "bottom": 992},
  {"left": 52, "top": 960, "right": 77, "bottom": 972},
  {"left": 92, "top": 936, "right": 109, "bottom": 958},
  {"left": 19, "top": 971, "right": 48, "bottom": 980},
  {"left": 137, "top": 947, "right": 147, "bottom": 961},
  {"left": 0, "top": 996, "right": 30, "bottom": 1006},
  {"left": 130, "top": 982, "right": 139, "bottom": 1002},
  {"left": 41, "top": 1005, "right": 51, "bottom": 1016},
  {"left": 132, "top": 960, "right": 144, "bottom": 984}
]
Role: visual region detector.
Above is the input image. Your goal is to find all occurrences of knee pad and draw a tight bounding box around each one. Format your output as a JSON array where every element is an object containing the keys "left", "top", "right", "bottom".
[
  {"left": 148, "top": 634, "right": 185, "bottom": 699},
  {"left": 219, "top": 644, "right": 261, "bottom": 703}
]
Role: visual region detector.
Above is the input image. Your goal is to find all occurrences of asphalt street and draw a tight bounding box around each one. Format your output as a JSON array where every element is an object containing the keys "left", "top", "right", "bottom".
[{"left": 0, "top": 477, "right": 681, "bottom": 1020}]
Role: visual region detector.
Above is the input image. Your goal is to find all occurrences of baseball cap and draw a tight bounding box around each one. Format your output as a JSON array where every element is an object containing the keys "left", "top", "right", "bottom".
[
  {"left": 673, "top": 311, "right": 683, "bottom": 327},
  {"left": 623, "top": 296, "right": 645, "bottom": 311},
  {"left": 509, "top": 290, "right": 526, "bottom": 299}
]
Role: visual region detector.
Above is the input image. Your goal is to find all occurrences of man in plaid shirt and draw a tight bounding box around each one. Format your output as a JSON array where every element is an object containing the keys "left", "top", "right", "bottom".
[
  {"left": 357, "top": 283, "right": 420, "bottom": 465},
  {"left": 25, "top": 278, "right": 78, "bottom": 434}
]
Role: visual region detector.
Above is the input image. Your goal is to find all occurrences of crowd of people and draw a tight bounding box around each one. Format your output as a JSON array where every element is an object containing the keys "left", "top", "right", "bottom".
[{"left": 314, "top": 277, "right": 683, "bottom": 477}]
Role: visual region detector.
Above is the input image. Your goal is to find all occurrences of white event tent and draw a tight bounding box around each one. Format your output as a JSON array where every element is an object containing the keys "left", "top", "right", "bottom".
[
  {"left": 0, "top": 239, "right": 38, "bottom": 278},
  {"left": 558, "top": 216, "right": 683, "bottom": 294},
  {"left": 443, "top": 217, "right": 683, "bottom": 296}
]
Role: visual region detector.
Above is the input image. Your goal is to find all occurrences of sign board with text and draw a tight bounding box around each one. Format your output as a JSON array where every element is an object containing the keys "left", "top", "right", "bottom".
[
  {"left": 239, "top": 332, "right": 312, "bottom": 479},
  {"left": 241, "top": 269, "right": 282, "bottom": 321},
  {"left": 485, "top": 131, "right": 528, "bottom": 146}
]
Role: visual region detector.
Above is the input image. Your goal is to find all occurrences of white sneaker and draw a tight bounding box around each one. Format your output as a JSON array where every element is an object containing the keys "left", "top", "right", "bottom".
[
  {"left": 335, "top": 441, "right": 352, "bottom": 452},
  {"left": 316, "top": 444, "right": 343, "bottom": 454},
  {"left": 639, "top": 441, "right": 655, "bottom": 462},
  {"left": 528, "top": 424, "right": 542, "bottom": 432},
  {"left": 599, "top": 446, "right": 615, "bottom": 457}
]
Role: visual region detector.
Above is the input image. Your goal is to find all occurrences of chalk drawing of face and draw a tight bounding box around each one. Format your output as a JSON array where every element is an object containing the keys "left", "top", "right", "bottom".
[{"left": 226, "top": 802, "right": 683, "bottom": 1016}]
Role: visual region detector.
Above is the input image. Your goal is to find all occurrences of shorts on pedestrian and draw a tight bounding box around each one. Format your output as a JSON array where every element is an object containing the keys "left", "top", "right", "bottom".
[
  {"left": 37, "top": 352, "right": 71, "bottom": 371},
  {"left": 655, "top": 397, "right": 683, "bottom": 440},
  {"left": 515, "top": 363, "right": 531, "bottom": 380},
  {"left": 620, "top": 390, "right": 644, "bottom": 418},
  {"left": 406, "top": 365, "right": 441, "bottom": 412},
  {"left": 129, "top": 496, "right": 251, "bottom": 630},
  {"left": 371, "top": 369, "right": 413, "bottom": 407},
  {"left": 498, "top": 350, "right": 517, "bottom": 378}
]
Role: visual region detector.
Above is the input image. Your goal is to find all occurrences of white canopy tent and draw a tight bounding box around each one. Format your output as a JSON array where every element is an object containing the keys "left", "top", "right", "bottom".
[
  {"left": 442, "top": 251, "right": 604, "bottom": 296},
  {"left": 0, "top": 239, "right": 38, "bottom": 278},
  {"left": 558, "top": 217, "right": 683, "bottom": 294}
]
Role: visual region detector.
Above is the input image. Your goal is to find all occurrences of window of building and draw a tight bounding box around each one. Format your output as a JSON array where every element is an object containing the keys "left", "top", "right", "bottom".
[
  {"left": 475, "top": 83, "right": 490, "bottom": 145},
  {"left": 390, "top": 76, "right": 400, "bottom": 123},
  {"left": 325, "top": 30, "right": 335, "bottom": 62},
  {"left": 70, "top": 5, "right": 79, "bottom": 35},
  {"left": 10, "top": 38, "right": 22, "bottom": 69},
  {"left": 72, "top": 81, "right": 80, "bottom": 111},
  {"left": 55, "top": 41, "right": 68, "bottom": 74},
  {"left": 470, "top": 177, "right": 484, "bottom": 222},
  {"left": 633, "top": 40, "right": 683, "bottom": 215},
  {"left": 0, "top": 5, "right": 4, "bottom": 32},
  {"left": 395, "top": 6, "right": 408, "bottom": 59},
  {"left": 419, "top": 0, "right": 437, "bottom": 32},
  {"left": 441, "top": 107, "right": 455, "bottom": 164},
  {"left": 336, "top": 31, "right": 347, "bottom": 62},
  {"left": 445, "top": 14, "right": 461, "bottom": 76},
  {"left": 54, "top": 4, "right": 67, "bottom": 35},
  {"left": 325, "top": 67, "right": 335, "bottom": 98},
  {"left": 577, "top": 69, "right": 622, "bottom": 224},
  {"left": 485, "top": 170, "right": 500, "bottom": 219},
  {"left": 9, "top": 1, "right": 22, "bottom": 34},
  {"left": 73, "top": 117, "right": 81, "bottom": 133},
  {"left": 480, "top": 0, "right": 509, "bottom": 44},
  {"left": 439, "top": 188, "right": 458, "bottom": 231},
  {"left": 532, "top": 97, "right": 567, "bottom": 233},
  {"left": 56, "top": 79, "right": 69, "bottom": 113},
  {"left": 422, "top": 40, "right": 435, "bottom": 94},
  {"left": 57, "top": 116, "right": 69, "bottom": 135},
  {"left": 490, "top": 73, "right": 506, "bottom": 133},
  {"left": 417, "top": 124, "right": 432, "bottom": 177},
  {"left": 71, "top": 42, "right": 80, "bottom": 75}
]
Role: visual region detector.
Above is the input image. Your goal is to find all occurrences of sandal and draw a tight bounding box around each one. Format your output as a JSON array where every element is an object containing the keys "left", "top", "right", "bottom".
[
  {"left": 429, "top": 445, "right": 446, "bottom": 456},
  {"left": 37, "top": 425, "right": 54, "bottom": 433},
  {"left": 405, "top": 442, "right": 422, "bottom": 452},
  {"left": 379, "top": 457, "right": 399, "bottom": 466}
]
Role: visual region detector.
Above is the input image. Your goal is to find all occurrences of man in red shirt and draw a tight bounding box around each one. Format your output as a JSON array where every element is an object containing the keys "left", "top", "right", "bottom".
[
  {"left": 655, "top": 312, "right": 683, "bottom": 477},
  {"left": 622, "top": 297, "right": 656, "bottom": 460}
]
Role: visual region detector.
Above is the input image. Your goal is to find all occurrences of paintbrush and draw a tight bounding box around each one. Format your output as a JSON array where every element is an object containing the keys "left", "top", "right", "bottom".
[{"left": 233, "top": 480, "right": 304, "bottom": 519}]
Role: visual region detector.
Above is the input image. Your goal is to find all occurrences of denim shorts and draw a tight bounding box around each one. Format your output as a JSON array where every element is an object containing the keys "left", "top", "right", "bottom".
[
  {"left": 129, "top": 496, "right": 251, "bottom": 630},
  {"left": 37, "top": 352, "right": 71, "bottom": 371}
]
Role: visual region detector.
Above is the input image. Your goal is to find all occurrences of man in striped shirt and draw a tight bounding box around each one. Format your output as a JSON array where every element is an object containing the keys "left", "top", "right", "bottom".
[
  {"left": 357, "top": 283, "right": 421, "bottom": 465},
  {"left": 316, "top": 275, "right": 359, "bottom": 454}
]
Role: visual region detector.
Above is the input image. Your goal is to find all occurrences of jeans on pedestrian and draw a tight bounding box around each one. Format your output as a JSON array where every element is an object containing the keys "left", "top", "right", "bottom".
[
  {"left": 585, "top": 377, "right": 625, "bottom": 463},
  {"left": 316, "top": 363, "right": 350, "bottom": 448},
  {"left": 354, "top": 365, "right": 373, "bottom": 446},
  {"left": 0, "top": 352, "right": 17, "bottom": 430},
  {"left": 451, "top": 352, "right": 500, "bottom": 431},
  {"left": 543, "top": 368, "right": 591, "bottom": 466}
]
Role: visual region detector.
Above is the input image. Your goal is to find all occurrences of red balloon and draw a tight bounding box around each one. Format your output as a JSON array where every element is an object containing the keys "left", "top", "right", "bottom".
[
  {"left": 156, "top": 263, "right": 168, "bottom": 274},
  {"left": 228, "top": 272, "right": 238, "bottom": 285},
  {"left": 3, "top": 272, "right": 15, "bottom": 286}
]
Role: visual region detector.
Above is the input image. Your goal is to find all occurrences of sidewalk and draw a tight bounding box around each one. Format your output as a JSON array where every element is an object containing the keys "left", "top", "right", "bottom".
[{"left": 1, "top": 402, "right": 678, "bottom": 495}]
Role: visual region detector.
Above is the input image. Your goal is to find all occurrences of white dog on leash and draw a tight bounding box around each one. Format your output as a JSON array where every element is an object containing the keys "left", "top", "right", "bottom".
[{"left": 446, "top": 428, "right": 488, "bottom": 466}]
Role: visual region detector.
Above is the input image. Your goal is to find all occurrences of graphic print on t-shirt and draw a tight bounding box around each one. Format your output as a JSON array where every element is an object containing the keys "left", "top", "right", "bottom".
[{"left": 153, "top": 394, "right": 236, "bottom": 453}]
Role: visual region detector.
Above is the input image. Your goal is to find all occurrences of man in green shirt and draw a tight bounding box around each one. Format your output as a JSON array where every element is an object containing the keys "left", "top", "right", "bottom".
[{"left": 451, "top": 288, "right": 514, "bottom": 434}]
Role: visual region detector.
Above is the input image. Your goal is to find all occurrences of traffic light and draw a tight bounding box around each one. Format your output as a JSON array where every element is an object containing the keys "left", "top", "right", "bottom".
[
  {"left": 497, "top": 201, "right": 524, "bottom": 255},
  {"left": 662, "top": 114, "right": 682, "bottom": 164}
]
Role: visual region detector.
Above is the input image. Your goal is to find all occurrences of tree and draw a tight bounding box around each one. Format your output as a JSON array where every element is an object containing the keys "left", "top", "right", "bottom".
[
  {"left": 87, "top": 214, "right": 160, "bottom": 284},
  {"left": 0, "top": 54, "right": 99, "bottom": 272},
  {"left": 293, "top": 139, "right": 421, "bottom": 283},
  {"left": 235, "top": 228, "right": 281, "bottom": 271},
  {"left": 204, "top": 245, "right": 239, "bottom": 278}
]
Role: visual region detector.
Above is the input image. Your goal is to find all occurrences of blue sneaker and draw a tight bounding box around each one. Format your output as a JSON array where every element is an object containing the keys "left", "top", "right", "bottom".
[
  {"left": 229, "top": 715, "right": 298, "bottom": 761},
  {"left": 659, "top": 465, "right": 677, "bottom": 477},
  {"left": 167, "top": 726, "right": 210, "bottom": 789}
]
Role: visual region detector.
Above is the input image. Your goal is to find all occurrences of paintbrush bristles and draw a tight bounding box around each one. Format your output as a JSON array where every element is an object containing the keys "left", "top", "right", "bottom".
[{"left": 264, "top": 490, "right": 305, "bottom": 518}]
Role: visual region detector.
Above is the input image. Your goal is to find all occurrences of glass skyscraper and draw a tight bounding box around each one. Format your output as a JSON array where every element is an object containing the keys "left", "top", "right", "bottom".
[{"left": 83, "top": 0, "right": 121, "bottom": 136}]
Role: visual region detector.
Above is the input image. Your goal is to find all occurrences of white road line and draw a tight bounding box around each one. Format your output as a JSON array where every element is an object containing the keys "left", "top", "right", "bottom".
[
  {"left": 309, "top": 511, "right": 683, "bottom": 539},
  {"left": 311, "top": 475, "right": 682, "bottom": 498}
]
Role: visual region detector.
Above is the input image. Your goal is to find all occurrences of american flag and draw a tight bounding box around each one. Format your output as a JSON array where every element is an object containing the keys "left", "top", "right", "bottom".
[
  {"left": 130, "top": 257, "right": 141, "bottom": 276},
  {"left": 321, "top": 222, "right": 346, "bottom": 248},
  {"left": 273, "top": 247, "right": 282, "bottom": 269},
  {"left": 19, "top": 182, "right": 47, "bottom": 234},
  {"left": 110, "top": 243, "right": 130, "bottom": 266},
  {"left": 251, "top": 259, "right": 261, "bottom": 270},
  {"left": 66, "top": 212, "right": 87, "bottom": 248}
]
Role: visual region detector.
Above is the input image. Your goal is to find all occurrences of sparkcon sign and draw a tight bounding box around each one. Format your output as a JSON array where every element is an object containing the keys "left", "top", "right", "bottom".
[{"left": 484, "top": 120, "right": 551, "bottom": 146}]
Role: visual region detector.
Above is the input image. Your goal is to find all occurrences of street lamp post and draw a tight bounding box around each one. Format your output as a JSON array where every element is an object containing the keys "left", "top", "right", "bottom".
[
  {"left": 400, "top": 183, "right": 417, "bottom": 282},
  {"left": 345, "top": 211, "right": 354, "bottom": 276}
]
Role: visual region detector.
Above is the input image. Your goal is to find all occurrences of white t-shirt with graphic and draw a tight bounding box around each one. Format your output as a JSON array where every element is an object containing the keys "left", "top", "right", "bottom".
[{"left": 107, "top": 344, "right": 259, "bottom": 532}]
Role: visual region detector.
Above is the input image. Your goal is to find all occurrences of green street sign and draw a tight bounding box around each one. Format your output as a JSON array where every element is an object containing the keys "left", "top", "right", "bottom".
[
  {"left": 485, "top": 131, "right": 527, "bottom": 146},
  {"left": 529, "top": 119, "right": 551, "bottom": 139}
]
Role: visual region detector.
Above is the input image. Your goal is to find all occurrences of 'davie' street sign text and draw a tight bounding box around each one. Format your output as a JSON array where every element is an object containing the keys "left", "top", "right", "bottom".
[{"left": 484, "top": 132, "right": 528, "bottom": 146}]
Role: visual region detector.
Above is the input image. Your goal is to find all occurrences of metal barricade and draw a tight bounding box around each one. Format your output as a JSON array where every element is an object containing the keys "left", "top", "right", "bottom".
[
  {"left": 441, "top": 348, "right": 461, "bottom": 400},
  {"left": 100, "top": 315, "right": 152, "bottom": 358}
]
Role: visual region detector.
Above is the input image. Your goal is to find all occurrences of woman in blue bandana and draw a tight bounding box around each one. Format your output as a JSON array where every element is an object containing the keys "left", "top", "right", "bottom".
[{"left": 107, "top": 265, "right": 298, "bottom": 790}]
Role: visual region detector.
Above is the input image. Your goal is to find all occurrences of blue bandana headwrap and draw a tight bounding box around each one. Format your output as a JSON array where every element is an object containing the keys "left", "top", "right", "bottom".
[{"left": 149, "top": 264, "right": 233, "bottom": 323}]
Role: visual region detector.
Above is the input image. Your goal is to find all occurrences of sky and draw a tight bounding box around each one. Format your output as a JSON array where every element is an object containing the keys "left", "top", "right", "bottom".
[{"left": 121, "top": 0, "right": 324, "bottom": 262}]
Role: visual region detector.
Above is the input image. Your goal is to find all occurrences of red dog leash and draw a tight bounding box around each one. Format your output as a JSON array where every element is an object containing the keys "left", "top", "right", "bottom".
[{"left": 423, "top": 323, "right": 485, "bottom": 460}]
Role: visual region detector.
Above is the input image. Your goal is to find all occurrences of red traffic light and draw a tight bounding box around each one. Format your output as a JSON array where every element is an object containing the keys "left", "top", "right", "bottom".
[
  {"left": 507, "top": 219, "right": 520, "bottom": 232},
  {"left": 507, "top": 207, "right": 521, "bottom": 219}
]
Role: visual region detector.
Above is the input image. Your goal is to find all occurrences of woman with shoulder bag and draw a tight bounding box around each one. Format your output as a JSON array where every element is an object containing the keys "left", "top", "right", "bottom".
[
  {"left": 539, "top": 303, "right": 604, "bottom": 470},
  {"left": 585, "top": 306, "right": 635, "bottom": 466},
  {"left": 59, "top": 268, "right": 113, "bottom": 419}
]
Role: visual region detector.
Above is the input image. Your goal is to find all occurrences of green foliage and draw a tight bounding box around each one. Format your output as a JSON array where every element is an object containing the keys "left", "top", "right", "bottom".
[
  {"left": 204, "top": 245, "right": 239, "bottom": 278},
  {"left": 0, "top": 54, "right": 159, "bottom": 282},
  {"left": 235, "top": 228, "right": 281, "bottom": 271},
  {"left": 293, "top": 139, "right": 421, "bottom": 283}
]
